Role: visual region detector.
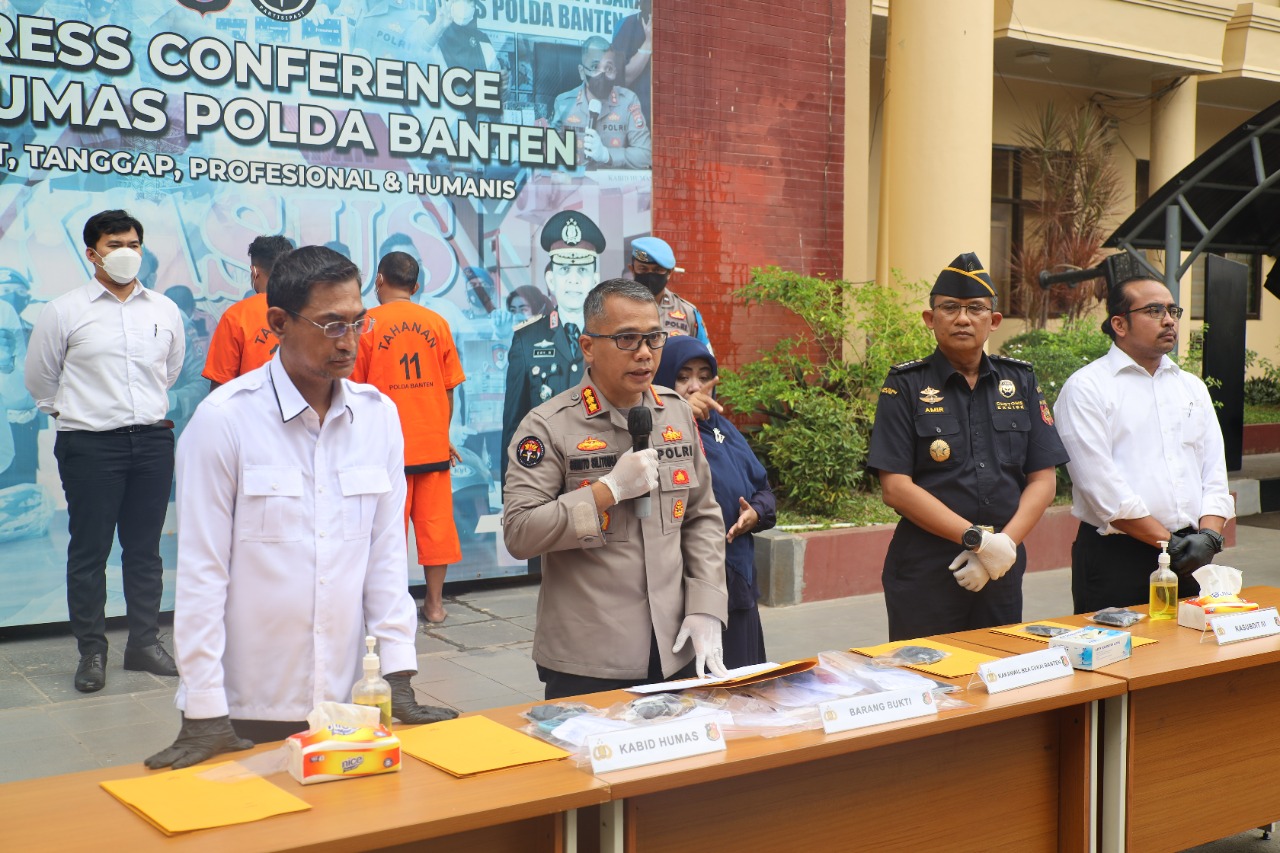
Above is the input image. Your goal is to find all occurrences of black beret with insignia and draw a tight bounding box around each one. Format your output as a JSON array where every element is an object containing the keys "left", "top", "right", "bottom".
[{"left": 931, "top": 252, "right": 997, "bottom": 300}]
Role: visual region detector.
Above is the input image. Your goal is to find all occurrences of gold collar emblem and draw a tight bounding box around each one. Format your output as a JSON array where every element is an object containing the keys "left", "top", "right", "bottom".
[{"left": 919, "top": 386, "right": 943, "bottom": 404}]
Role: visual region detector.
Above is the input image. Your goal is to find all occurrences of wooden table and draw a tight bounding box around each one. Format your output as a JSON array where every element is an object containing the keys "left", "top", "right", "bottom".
[
  {"left": 946, "top": 586, "right": 1280, "bottom": 853},
  {"left": 580, "top": 638, "right": 1124, "bottom": 853},
  {"left": 1, "top": 728, "right": 608, "bottom": 852}
]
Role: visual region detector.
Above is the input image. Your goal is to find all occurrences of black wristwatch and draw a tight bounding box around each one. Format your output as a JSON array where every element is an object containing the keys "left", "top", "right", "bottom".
[
  {"left": 1202, "top": 529, "right": 1225, "bottom": 553},
  {"left": 962, "top": 525, "right": 985, "bottom": 551}
]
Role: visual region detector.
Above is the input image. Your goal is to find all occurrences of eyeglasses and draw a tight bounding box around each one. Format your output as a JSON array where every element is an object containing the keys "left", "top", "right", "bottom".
[
  {"left": 933, "top": 302, "right": 993, "bottom": 318},
  {"left": 286, "top": 310, "right": 375, "bottom": 338},
  {"left": 583, "top": 330, "right": 669, "bottom": 351},
  {"left": 1119, "top": 303, "right": 1184, "bottom": 321}
]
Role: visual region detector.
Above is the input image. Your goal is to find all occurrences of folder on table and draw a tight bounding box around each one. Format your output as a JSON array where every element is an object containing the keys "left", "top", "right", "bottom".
[
  {"left": 850, "top": 639, "right": 997, "bottom": 678},
  {"left": 100, "top": 761, "right": 310, "bottom": 836},
  {"left": 399, "top": 715, "right": 570, "bottom": 777},
  {"left": 993, "top": 621, "right": 1157, "bottom": 648}
]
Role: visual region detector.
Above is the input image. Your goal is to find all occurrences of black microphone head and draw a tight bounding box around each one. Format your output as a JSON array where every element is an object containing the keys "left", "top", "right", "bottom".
[{"left": 628, "top": 406, "right": 652, "bottom": 437}]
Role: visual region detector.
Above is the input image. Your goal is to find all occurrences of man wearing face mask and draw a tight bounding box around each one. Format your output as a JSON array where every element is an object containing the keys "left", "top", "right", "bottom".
[
  {"left": 628, "top": 237, "right": 711, "bottom": 353},
  {"left": 552, "top": 36, "right": 652, "bottom": 170},
  {"left": 501, "top": 210, "right": 605, "bottom": 483},
  {"left": 25, "top": 209, "right": 185, "bottom": 693}
]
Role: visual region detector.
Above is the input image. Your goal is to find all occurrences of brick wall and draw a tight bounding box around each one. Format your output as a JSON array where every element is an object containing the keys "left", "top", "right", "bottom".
[{"left": 651, "top": 0, "right": 845, "bottom": 372}]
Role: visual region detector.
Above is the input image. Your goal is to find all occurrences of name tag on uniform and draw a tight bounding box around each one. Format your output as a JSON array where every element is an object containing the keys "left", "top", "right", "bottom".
[
  {"left": 1211, "top": 607, "right": 1280, "bottom": 644},
  {"left": 819, "top": 688, "right": 936, "bottom": 734},
  {"left": 976, "top": 648, "right": 1073, "bottom": 693},
  {"left": 588, "top": 713, "right": 729, "bottom": 773}
]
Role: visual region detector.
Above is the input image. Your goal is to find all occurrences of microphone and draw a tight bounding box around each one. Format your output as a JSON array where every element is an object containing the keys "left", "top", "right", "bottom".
[
  {"left": 588, "top": 98, "right": 602, "bottom": 125},
  {"left": 627, "top": 406, "right": 653, "bottom": 518}
]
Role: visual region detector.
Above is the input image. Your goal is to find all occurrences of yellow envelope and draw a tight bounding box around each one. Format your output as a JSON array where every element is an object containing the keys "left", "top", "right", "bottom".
[
  {"left": 849, "top": 638, "right": 998, "bottom": 678},
  {"left": 993, "top": 621, "right": 1158, "bottom": 648},
  {"left": 100, "top": 761, "right": 310, "bottom": 836},
  {"left": 399, "top": 715, "right": 570, "bottom": 777}
]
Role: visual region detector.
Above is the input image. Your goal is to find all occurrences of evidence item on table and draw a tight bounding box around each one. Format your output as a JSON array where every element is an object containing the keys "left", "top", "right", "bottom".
[
  {"left": 1090, "top": 607, "right": 1145, "bottom": 627},
  {"left": 1023, "top": 624, "right": 1071, "bottom": 638}
]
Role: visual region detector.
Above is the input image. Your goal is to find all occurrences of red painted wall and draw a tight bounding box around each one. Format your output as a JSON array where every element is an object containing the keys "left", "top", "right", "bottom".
[{"left": 649, "top": 0, "right": 846, "bottom": 372}]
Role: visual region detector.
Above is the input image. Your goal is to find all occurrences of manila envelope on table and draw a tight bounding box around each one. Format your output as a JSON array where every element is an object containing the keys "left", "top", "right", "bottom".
[
  {"left": 398, "top": 714, "right": 570, "bottom": 777},
  {"left": 100, "top": 761, "right": 310, "bottom": 836},
  {"left": 993, "top": 621, "right": 1158, "bottom": 648},
  {"left": 850, "top": 638, "right": 998, "bottom": 678}
]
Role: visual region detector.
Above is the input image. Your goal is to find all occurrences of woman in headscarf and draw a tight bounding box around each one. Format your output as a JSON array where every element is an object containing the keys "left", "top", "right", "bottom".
[{"left": 654, "top": 335, "right": 775, "bottom": 667}]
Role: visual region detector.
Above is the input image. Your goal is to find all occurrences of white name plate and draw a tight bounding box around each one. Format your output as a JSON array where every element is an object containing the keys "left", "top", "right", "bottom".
[
  {"left": 819, "top": 688, "right": 937, "bottom": 734},
  {"left": 977, "top": 648, "right": 1074, "bottom": 694},
  {"left": 1211, "top": 607, "right": 1280, "bottom": 645},
  {"left": 588, "top": 713, "right": 729, "bottom": 774}
]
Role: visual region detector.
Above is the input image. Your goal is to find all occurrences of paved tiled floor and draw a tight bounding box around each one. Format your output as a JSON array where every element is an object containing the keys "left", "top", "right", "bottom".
[{"left": 5, "top": 519, "right": 1280, "bottom": 815}]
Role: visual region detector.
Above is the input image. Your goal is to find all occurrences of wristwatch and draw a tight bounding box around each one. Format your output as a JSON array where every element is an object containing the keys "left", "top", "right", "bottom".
[
  {"left": 962, "top": 525, "right": 986, "bottom": 551},
  {"left": 1202, "top": 529, "right": 1225, "bottom": 553}
]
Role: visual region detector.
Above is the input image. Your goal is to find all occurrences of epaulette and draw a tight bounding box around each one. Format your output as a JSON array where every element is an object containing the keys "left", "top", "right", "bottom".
[
  {"left": 889, "top": 359, "right": 927, "bottom": 373},
  {"left": 990, "top": 354, "right": 1033, "bottom": 368},
  {"left": 513, "top": 313, "right": 544, "bottom": 332}
]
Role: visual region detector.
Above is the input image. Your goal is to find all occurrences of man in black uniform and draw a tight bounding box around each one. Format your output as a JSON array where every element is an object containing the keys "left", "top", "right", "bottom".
[
  {"left": 867, "top": 252, "right": 1068, "bottom": 641},
  {"left": 500, "top": 210, "right": 605, "bottom": 482}
]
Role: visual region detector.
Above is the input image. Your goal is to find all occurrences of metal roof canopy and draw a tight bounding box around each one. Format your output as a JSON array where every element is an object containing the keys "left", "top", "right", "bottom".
[{"left": 1104, "top": 97, "right": 1280, "bottom": 290}]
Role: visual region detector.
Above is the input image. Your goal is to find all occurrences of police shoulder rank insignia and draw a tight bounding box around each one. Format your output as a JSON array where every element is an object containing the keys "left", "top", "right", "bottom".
[
  {"left": 672, "top": 499, "right": 685, "bottom": 520},
  {"left": 880, "top": 386, "right": 898, "bottom": 395},
  {"left": 672, "top": 468, "right": 690, "bottom": 486},
  {"left": 600, "top": 509, "right": 611, "bottom": 532},
  {"left": 919, "top": 386, "right": 943, "bottom": 404},
  {"left": 669, "top": 309, "right": 687, "bottom": 320},
  {"left": 1040, "top": 399, "right": 1054, "bottom": 426},
  {"left": 517, "top": 436, "right": 545, "bottom": 468},
  {"left": 650, "top": 386, "right": 665, "bottom": 407},
  {"left": 891, "top": 359, "right": 925, "bottom": 372},
  {"left": 999, "top": 379, "right": 1016, "bottom": 398},
  {"left": 929, "top": 439, "right": 950, "bottom": 462},
  {"left": 662, "top": 425, "right": 683, "bottom": 442},
  {"left": 577, "top": 436, "right": 607, "bottom": 452},
  {"left": 582, "top": 386, "right": 602, "bottom": 416}
]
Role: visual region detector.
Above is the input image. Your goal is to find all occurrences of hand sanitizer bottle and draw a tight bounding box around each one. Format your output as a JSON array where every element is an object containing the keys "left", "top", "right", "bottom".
[
  {"left": 351, "top": 635, "right": 392, "bottom": 727},
  {"left": 1149, "top": 541, "right": 1179, "bottom": 621}
]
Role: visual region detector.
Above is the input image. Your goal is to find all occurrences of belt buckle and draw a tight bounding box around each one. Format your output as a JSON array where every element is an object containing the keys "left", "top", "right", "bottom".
[{"left": 978, "top": 525, "right": 994, "bottom": 533}]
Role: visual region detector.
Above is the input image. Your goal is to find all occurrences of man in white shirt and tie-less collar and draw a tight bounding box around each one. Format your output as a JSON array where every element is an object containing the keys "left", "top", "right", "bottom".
[
  {"left": 145, "top": 246, "right": 455, "bottom": 770},
  {"left": 24, "top": 209, "right": 185, "bottom": 694},
  {"left": 1054, "top": 276, "right": 1235, "bottom": 614}
]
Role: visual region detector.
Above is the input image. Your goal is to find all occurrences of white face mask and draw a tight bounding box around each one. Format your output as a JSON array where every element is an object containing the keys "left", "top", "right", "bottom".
[
  {"left": 94, "top": 247, "right": 143, "bottom": 285},
  {"left": 450, "top": 1, "right": 474, "bottom": 25}
]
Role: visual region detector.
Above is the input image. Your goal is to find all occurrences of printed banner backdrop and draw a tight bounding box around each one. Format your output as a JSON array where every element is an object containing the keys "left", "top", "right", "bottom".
[{"left": 0, "top": 0, "right": 654, "bottom": 627}]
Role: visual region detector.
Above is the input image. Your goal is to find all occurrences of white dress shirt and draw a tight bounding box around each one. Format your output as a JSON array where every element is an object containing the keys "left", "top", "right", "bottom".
[
  {"left": 24, "top": 278, "right": 185, "bottom": 431},
  {"left": 1053, "top": 344, "right": 1235, "bottom": 536},
  {"left": 173, "top": 359, "right": 419, "bottom": 720}
]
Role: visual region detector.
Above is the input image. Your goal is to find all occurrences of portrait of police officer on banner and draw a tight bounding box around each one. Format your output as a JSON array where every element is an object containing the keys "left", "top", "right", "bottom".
[
  {"left": 501, "top": 210, "right": 605, "bottom": 482},
  {"left": 867, "top": 252, "right": 1068, "bottom": 641}
]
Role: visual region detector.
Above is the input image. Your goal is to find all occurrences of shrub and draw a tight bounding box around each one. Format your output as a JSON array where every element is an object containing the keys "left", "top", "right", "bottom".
[
  {"left": 1244, "top": 350, "right": 1280, "bottom": 406},
  {"left": 719, "top": 267, "right": 933, "bottom": 517},
  {"left": 998, "top": 317, "right": 1111, "bottom": 410}
]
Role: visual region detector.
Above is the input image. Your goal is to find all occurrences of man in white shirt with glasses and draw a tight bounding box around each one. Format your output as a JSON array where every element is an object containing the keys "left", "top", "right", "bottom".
[
  {"left": 1054, "top": 275, "right": 1234, "bottom": 613},
  {"left": 146, "top": 246, "right": 454, "bottom": 771}
]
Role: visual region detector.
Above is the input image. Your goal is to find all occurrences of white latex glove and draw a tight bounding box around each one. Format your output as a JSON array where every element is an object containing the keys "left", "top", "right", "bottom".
[
  {"left": 598, "top": 448, "right": 658, "bottom": 502},
  {"left": 947, "top": 551, "right": 990, "bottom": 592},
  {"left": 583, "top": 129, "right": 610, "bottom": 164},
  {"left": 975, "top": 531, "right": 1017, "bottom": 581},
  {"left": 672, "top": 613, "right": 728, "bottom": 679}
]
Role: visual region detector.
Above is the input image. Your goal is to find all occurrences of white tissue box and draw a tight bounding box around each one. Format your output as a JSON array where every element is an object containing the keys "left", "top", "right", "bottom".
[
  {"left": 1177, "top": 597, "right": 1259, "bottom": 631},
  {"left": 1049, "top": 627, "right": 1132, "bottom": 670}
]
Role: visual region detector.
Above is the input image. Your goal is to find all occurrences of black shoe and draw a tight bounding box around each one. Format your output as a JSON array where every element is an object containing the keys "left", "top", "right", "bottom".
[
  {"left": 123, "top": 643, "right": 179, "bottom": 677},
  {"left": 75, "top": 653, "right": 106, "bottom": 693}
]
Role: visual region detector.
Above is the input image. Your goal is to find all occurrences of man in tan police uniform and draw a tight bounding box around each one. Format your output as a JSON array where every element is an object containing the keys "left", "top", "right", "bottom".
[{"left": 503, "top": 279, "right": 728, "bottom": 699}]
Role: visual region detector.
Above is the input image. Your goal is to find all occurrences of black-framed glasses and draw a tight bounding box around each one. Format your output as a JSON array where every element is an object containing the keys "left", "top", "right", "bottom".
[
  {"left": 583, "top": 330, "right": 668, "bottom": 351},
  {"left": 1120, "top": 303, "right": 1183, "bottom": 321},
  {"left": 286, "top": 309, "right": 375, "bottom": 338},
  {"left": 933, "top": 301, "right": 992, "bottom": 318}
]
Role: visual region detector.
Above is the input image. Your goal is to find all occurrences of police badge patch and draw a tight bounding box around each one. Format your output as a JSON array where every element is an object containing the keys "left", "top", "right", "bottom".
[
  {"left": 929, "top": 439, "right": 951, "bottom": 462},
  {"left": 517, "top": 436, "right": 545, "bottom": 468}
]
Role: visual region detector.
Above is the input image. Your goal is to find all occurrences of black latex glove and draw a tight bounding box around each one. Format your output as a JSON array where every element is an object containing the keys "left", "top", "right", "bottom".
[
  {"left": 1168, "top": 532, "right": 1218, "bottom": 578},
  {"left": 387, "top": 672, "right": 458, "bottom": 724},
  {"left": 144, "top": 714, "right": 253, "bottom": 770}
]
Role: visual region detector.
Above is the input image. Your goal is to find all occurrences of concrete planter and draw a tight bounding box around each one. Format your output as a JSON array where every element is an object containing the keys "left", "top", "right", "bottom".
[
  {"left": 1243, "top": 423, "right": 1280, "bottom": 455},
  {"left": 756, "top": 504, "right": 1237, "bottom": 606}
]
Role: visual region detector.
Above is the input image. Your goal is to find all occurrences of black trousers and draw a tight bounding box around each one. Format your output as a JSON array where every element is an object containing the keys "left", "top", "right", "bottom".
[
  {"left": 231, "top": 719, "right": 309, "bottom": 743},
  {"left": 883, "top": 518, "right": 1025, "bottom": 641},
  {"left": 1071, "top": 522, "right": 1198, "bottom": 614},
  {"left": 54, "top": 428, "right": 174, "bottom": 656},
  {"left": 538, "top": 631, "right": 696, "bottom": 700}
]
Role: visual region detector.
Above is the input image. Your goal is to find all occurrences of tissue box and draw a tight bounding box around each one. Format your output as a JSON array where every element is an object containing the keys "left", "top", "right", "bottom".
[
  {"left": 1049, "top": 627, "right": 1132, "bottom": 670},
  {"left": 286, "top": 722, "right": 401, "bottom": 785},
  {"left": 1177, "top": 596, "right": 1259, "bottom": 631}
]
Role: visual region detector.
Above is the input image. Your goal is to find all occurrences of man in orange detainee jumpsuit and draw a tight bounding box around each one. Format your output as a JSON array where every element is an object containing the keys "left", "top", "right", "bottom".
[
  {"left": 203, "top": 235, "right": 295, "bottom": 390},
  {"left": 352, "top": 251, "right": 466, "bottom": 623}
]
